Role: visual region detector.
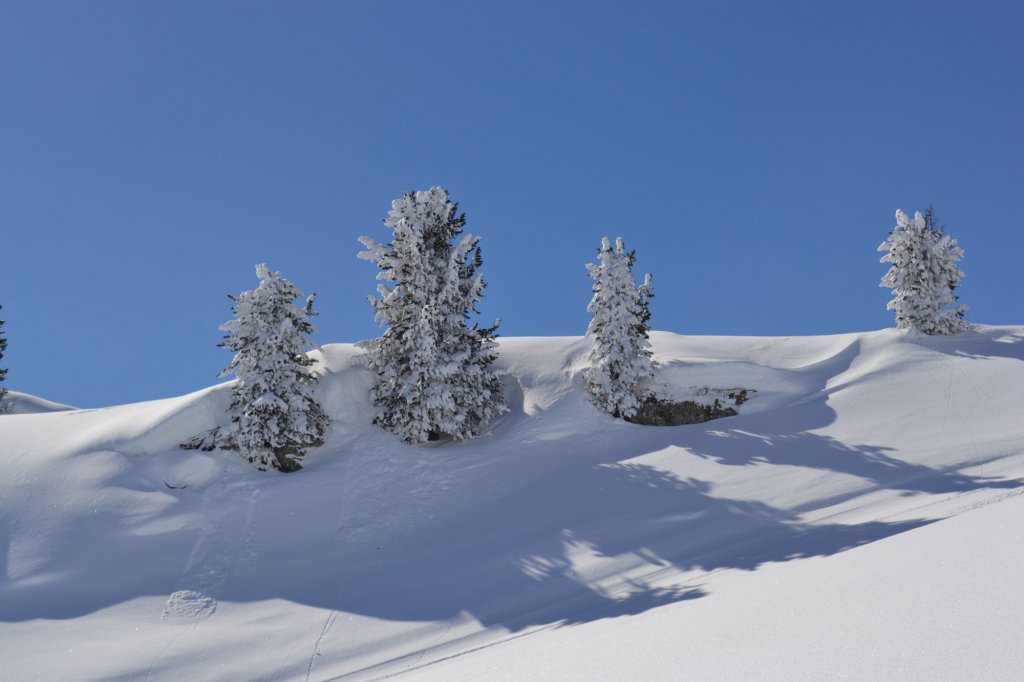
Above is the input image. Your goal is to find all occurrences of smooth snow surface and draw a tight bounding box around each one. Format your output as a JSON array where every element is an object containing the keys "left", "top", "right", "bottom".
[
  {"left": 2, "top": 389, "right": 75, "bottom": 414},
  {"left": 1, "top": 326, "right": 1022, "bottom": 681}
]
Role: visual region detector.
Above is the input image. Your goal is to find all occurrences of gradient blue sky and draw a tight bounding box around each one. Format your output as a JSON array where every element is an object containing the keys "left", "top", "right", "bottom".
[{"left": 2, "top": 0, "right": 1022, "bottom": 407}]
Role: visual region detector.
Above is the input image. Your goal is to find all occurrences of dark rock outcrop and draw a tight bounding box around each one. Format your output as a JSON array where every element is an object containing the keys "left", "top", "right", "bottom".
[{"left": 625, "top": 388, "right": 754, "bottom": 426}]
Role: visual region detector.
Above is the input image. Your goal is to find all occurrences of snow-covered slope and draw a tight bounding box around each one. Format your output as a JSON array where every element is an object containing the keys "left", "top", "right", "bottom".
[
  {"left": 1, "top": 389, "right": 75, "bottom": 414},
  {"left": 1, "top": 326, "right": 1022, "bottom": 681}
]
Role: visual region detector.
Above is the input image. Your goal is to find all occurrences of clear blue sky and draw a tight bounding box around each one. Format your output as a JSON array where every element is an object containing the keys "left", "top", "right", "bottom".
[{"left": 2, "top": 0, "right": 1021, "bottom": 407}]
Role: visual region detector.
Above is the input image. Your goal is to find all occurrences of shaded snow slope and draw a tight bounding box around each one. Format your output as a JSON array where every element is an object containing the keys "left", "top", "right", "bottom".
[
  {"left": 0, "top": 326, "right": 1022, "bottom": 681},
  {"left": 406, "top": 490, "right": 1024, "bottom": 682}
]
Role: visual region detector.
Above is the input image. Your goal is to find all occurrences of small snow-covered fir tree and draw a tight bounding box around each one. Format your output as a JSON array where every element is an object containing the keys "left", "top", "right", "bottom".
[
  {"left": 185, "top": 264, "right": 328, "bottom": 472},
  {"left": 584, "top": 237, "right": 655, "bottom": 418},
  {"left": 358, "top": 187, "right": 506, "bottom": 443},
  {"left": 879, "top": 208, "right": 968, "bottom": 335},
  {"left": 0, "top": 306, "right": 7, "bottom": 408}
]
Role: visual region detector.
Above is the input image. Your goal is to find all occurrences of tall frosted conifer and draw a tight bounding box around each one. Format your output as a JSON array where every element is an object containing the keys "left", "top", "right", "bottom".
[
  {"left": 879, "top": 208, "right": 968, "bottom": 335},
  {"left": 0, "top": 306, "right": 7, "bottom": 407},
  {"left": 358, "top": 187, "right": 506, "bottom": 443},
  {"left": 185, "top": 264, "right": 328, "bottom": 472},
  {"left": 585, "top": 237, "right": 655, "bottom": 418}
]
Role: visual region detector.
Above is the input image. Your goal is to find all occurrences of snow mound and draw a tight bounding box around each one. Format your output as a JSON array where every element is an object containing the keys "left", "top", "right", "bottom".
[
  {"left": 163, "top": 590, "right": 217, "bottom": 622},
  {"left": 2, "top": 389, "right": 76, "bottom": 414}
]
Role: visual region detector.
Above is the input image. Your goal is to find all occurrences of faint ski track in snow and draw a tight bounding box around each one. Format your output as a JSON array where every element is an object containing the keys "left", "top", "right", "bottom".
[
  {"left": 940, "top": 351, "right": 985, "bottom": 473},
  {"left": 341, "top": 572, "right": 708, "bottom": 681},
  {"left": 951, "top": 355, "right": 1024, "bottom": 468},
  {"left": 922, "top": 342, "right": 1022, "bottom": 479},
  {"left": 306, "top": 610, "right": 339, "bottom": 681},
  {"left": 318, "top": 561, "right": 697, "bottom": 680},
  {"left": 921, "top": 347, "right": 960, "bottom": 470},
  {"left": 404, "top": 569, "right": 496, "bottom": 673},
  {"left": 409, "top": 615, "right": 458, "bottom": 671},
  {"left": 880, "top": 484, "right": 1024, "bottom": 522},
  {"left": 328, "top": 620, "right": 568, "bottom": 681}
]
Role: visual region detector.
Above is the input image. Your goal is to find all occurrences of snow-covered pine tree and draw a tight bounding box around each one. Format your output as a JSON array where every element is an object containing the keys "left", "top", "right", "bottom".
[
  {"left": 0, "top": 306, "right": 7, "bottom": 407},
  {"left": 358, "top": 187, "right": 506, "bottom": 443},
  {"left": 584, "top": 237, "right": 655, "bottom": 418},
  {"left": 879, "top": 208, "right": 968, "bottom": 335},
  {"left": 188, "top": 264, "right": 328, "bottom": 472}
]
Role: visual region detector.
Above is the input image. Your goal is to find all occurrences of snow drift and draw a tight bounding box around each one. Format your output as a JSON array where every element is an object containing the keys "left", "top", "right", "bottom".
[
  {"left": 1, "top": 389, "right": 75, "bottom": 415},
  {"left": 1, "top": 326, "right": 1022, "bottom": 680}
]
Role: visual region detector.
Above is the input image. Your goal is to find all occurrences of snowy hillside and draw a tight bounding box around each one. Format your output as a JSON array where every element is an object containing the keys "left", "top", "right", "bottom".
[
  {"left": 1, "top": 326, "right": 1022, "bottom": 681},
  {"left": 1, "top": 390, "right": 75, "bottom": 415}
]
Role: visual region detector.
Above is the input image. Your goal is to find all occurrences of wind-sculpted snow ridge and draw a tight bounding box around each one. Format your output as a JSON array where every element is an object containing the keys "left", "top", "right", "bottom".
[
  {"left": 0, "top": 327, "right": 1022, "bottom": 680},
  {"left": 1, "top": 389, "right": 76, "bottom": 414}
]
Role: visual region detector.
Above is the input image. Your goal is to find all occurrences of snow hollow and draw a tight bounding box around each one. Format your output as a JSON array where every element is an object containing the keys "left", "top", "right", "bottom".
[{"left": 1, "top": 326, "right": 1023, "bottom": 680}]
